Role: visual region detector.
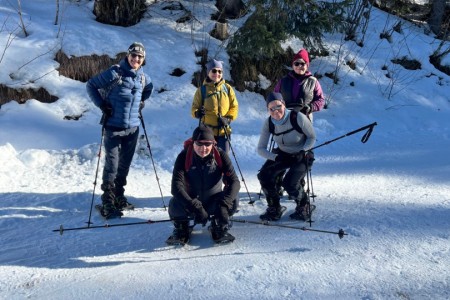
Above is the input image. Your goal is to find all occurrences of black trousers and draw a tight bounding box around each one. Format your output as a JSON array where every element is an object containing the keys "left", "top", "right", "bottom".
[{"left": 257, "top": 158, "right": 307, "bottom": 200}]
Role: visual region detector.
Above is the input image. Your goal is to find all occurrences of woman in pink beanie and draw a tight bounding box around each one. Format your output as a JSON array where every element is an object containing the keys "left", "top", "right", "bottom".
[{"left": 274, "top": 48, "right": 325, "bottom": 120}]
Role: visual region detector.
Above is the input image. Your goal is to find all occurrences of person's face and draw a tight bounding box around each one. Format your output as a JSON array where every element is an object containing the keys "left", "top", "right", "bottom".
[
  {"left": 193, "top": 140, "right": 214, "bottom": 158},
  {"left": 208, "top": 68, "right": 223, "bottom": 83},
  {"left": 127, "top": 53, "right": 144, "bottom": 70},
  {"left": 267, "top": 100, "right": 285, "bottom": 121},
  {"left": 292, "top": 59, "right": 307, "bottom": 75}
]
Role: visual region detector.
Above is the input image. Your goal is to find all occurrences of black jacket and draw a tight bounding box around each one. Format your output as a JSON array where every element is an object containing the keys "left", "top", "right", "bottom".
[{"left": 171, "top": 147, "right": 240, "bottom": 210}]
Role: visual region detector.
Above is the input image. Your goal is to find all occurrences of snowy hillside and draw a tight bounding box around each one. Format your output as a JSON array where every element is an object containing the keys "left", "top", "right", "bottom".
[{"left": 0, "top": 1, "right": 449, "bottom": 299}]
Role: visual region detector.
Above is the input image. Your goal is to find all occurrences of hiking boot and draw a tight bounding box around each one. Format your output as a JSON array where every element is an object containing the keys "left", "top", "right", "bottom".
[
  {"left": 166, "top": 221, "right": 191, "bottom": 245},
  {"left": 114, "top": 195, "right": 135, "bottom": 211},
  {"left": 210, "top": 221, "right": 235, "bottom": 243},
  {"left": 99, "top": 203, "right": 123, "bottom": 219},
  {"left": 259, "top": 206, "right": 286, "bottom": 221},
  {"left": 289, "top": 202, "right": 315, "bottom": 221}
]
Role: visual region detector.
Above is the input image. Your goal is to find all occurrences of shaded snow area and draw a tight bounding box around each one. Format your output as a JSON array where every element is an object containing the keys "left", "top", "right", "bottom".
[{"left": 1, "top": 1, "right": 449, "bottom": 299}]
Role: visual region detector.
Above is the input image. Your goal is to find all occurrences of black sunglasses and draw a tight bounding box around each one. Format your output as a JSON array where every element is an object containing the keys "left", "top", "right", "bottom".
[
  {"left": 294, "top": 61, "right": 306, "bottom": 67},
  {"left": 211, "top": 69, "right": 222, "bottom": 74},
  {"left": 194, "top": 141, "right": 214, "bottom": 147}
]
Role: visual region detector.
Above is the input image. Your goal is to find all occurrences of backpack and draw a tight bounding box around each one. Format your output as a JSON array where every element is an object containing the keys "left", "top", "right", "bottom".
[
  {"left": 183, "top": 138, "right": 222, "bottom": 172},
  {"left": 99, "top": 64, "right": 146, "bottom": 100},
  {"left": 268, "top": 110, "right": 303, "bottom": 136},
  {"left": 200, "top": 84, "right": 229, "bottom": 105}
]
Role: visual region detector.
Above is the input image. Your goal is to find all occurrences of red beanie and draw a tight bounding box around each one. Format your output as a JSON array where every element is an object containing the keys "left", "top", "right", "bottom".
[{"left": 292, "top": 49, "right": 310, "bottom": 66}]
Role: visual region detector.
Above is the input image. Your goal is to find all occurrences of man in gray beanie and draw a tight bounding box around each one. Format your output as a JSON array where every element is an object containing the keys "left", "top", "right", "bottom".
[{"left": 86, "top": 42, "right": 154, "bottom": 219}]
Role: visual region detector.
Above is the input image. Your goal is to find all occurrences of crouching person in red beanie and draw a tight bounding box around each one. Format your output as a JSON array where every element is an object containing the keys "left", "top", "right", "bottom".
[{"left": 166, "top": 125, "right": 240, "bottom": 245}]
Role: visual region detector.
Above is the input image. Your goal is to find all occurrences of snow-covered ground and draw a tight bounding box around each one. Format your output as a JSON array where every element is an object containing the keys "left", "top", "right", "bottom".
[{"left": 1, "top": 1, "right": 449, "bottom": 299}]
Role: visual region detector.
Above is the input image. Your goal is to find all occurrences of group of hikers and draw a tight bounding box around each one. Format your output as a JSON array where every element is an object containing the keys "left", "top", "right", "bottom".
[{"left": 86, "top": 42, "right": 325, "bottom": 245}]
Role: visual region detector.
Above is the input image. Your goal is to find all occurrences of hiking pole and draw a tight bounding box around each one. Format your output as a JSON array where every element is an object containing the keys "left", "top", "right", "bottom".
[
  {"left": 221, "top": 123, "right": 253, "bottom": 204},
  {"left": 231, "top": 217, "right": 347, "bottom": 239},
  {"left": 310, "top": 122, "right": 377, "bottom": 151},
  {"left": 86, "top": 114, "right": 108, "bottom": 227},
  {"left": 257, "top": 137, "right": 275, "bottom": 201},
  {"left": 53, "top": 218, "right": 188, "bottom": 235},
  {"left": 304, "top": 153, "right": 316, "bottom": 227},
  {"left": 139, "top": 113, "right": 167, "bottom": 210}
]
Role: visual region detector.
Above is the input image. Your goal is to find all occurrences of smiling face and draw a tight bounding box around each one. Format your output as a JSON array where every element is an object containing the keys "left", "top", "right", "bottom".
[
  {"left": 193, "top": 140, "right": 214, "bottom": 158},
  {"left": 267, "top": 100, "right": 286, "bottom": 121},
  {"left": 208, "top": 68, "right": 223, "bottom": 83},
  {"left": 127, "top": 53, "right": 144, "bottom": 70},
  {"left": 292, "top": 59, "right": 308, "bottom": 75}
]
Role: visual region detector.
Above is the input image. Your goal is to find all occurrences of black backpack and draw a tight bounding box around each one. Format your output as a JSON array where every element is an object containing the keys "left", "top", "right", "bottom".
[{"left": 268, "top": 110, "right": 303, "bottom": 136}]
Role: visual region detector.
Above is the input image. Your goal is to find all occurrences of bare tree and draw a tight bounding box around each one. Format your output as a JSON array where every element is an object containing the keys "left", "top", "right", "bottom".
[{"left": 17, "top": 0, "right": 28, "bottom": 37}]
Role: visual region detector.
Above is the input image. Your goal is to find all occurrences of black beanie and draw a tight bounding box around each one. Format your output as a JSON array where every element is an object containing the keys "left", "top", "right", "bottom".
[
  {"left": 192, "top": 124, "right": 215, "bottom": 141},
  {"left": 266, "top": 92, "right": 284, "bottom": 106}
]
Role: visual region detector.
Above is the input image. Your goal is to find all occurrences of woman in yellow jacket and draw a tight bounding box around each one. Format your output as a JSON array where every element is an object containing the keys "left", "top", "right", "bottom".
[{"left": 191, "top": 59, "right": 238, "bottom": 153}]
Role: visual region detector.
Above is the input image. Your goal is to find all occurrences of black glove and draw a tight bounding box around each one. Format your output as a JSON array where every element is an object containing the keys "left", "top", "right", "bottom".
[
  {"left": 194, "top": 106, "right": 206, "bottom": 119},
  {"left": 294, "top": 150, "right": 306, "bottom": 163},
  {"left": 101, "top": 103, "right": 113, "bottom": 117},
  {"left": 218, "top": 116, "right": 230, "bottom": 127},
  {"left": 139, "top": 101, "right": 145, "bottom": 112},
  {"left": 305, "top": 150, "right": 315, "bottom": 167},
  {"left": 301, "top": 104, "right": 311, "bottom": 115},
  {"left": 275, "top": 151, "right": 291, "bottom": 163},
  {"left": 191, "top": 199, "right": 209, "bottom": 226}
]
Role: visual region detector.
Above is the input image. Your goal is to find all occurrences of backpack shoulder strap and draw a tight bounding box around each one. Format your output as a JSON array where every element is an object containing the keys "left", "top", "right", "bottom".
[
  {"left": 184, "top": 138, "right": 194, "bottom": 172},
  {"left": 200, "top": 85, "right": 207, "bottom": 106},
  {"left": 268, "top": 116, "right": 274, "bottom": 135},
  {"left": 212, "top": 147, "right": 223, "bottom": 170},
  {"left": 289, "top": 110, "right": 304, "bottom": 135}
]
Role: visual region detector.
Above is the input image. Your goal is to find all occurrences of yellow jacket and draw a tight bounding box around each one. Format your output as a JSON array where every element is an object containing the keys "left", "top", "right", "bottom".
[{"left": 191, "top": 79, "right": 239, "bottom": 136}]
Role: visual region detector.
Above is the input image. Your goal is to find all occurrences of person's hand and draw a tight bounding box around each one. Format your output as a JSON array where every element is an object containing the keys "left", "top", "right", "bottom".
[
  {"left": 101, "top": 103, "right": 113, "bottom": 117},
  {"left": 305, "top": 150, "right": 315, "bottom": 167},
  {"left": 294, "top": 150, "right": 306, "bottom": 162},
  {"left": 301, "top": 104, "right": 311, "bottom": 115},
  {"left": 194, "top": 106, "right": 205, "bottom": 119},
  {"left": 139, "top": 101, "right": 145, "bottom": 112},
  {"left": 218, "top": 116, "right": 230, "bottom": 127},
  {"left": 192, "top": 199, "right": 209, "bottom": 226},
  {"left": 194, "top": 207, "right": 209, "bottom": 226}
]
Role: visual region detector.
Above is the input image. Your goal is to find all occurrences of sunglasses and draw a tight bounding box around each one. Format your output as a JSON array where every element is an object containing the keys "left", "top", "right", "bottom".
[
  {"left": 130, "top": 53, "right": 144, "bottom": 59},
  {"left": 269, "top": 105, "right": 283, "bottom": 112},
  {"left": 194, "top": 141, "right": 214, "bottom": 147},
  {"left": 211, "top": 69, "right": 222, "bottom": 74},
  {"left": 294, "top": 61, "right": 306, "bottom": 67}
]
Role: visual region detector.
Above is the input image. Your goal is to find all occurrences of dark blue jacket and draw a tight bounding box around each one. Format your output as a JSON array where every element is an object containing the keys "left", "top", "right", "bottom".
[{"left": 86, "top": 58, "right": 153, "bottom": 128}]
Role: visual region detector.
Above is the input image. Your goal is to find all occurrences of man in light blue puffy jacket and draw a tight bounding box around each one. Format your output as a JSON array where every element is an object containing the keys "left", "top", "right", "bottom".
[{"left": 86, "top": 42, "right": 153, "bottom": 219}]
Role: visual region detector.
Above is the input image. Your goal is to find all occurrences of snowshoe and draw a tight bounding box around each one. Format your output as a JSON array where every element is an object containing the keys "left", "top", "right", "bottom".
[
  {"left": 166, "top": 223, "right": 193, "bottom": 246},
  {"left": 95, "top": 204, "right": 123, "bottom": 220},
  {"left": 289, "top": 204, "right": 316, "bottom": 221},
  {"left": 259, "top": 206, "right": 287, "bottom": 221},
  {"left": 209, "top": 223, "right": 235, "bottom": 244},
  {"left": 114, "top": 195, "right": 135, "bottom": 211}
]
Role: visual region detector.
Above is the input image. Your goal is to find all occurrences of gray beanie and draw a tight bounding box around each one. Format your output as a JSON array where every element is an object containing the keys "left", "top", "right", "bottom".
[
  {"left": 128, "top": 42, "right": 145, "bottom": 57},
  {"left": 266, "top": 92, "right": 284, "bottom": 106},
  {"left": 206, "top": 59, "right": 223, "bottom": 73}
]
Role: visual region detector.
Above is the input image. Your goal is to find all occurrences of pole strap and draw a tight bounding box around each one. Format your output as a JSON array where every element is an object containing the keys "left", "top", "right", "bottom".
[{"left": 311, "top": 122, "right": 377, "bottom": 151}]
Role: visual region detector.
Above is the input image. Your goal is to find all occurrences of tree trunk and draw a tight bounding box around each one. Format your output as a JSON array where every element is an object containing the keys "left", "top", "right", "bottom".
[
  {"left": 93, "top": 0, "right": 147, "bottom": 27},
  {"left": 428, "top": 0, "right": 446, "bottom": 36}
]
